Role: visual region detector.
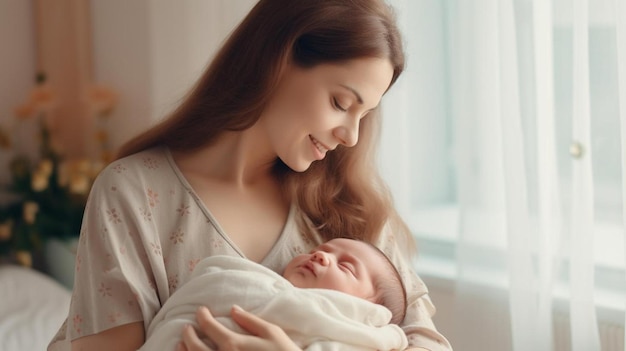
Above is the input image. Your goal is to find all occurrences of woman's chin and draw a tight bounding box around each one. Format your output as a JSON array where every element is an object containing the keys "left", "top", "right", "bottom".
[{"left": 284, "top": 159, "right": 314, "bottom": 173}]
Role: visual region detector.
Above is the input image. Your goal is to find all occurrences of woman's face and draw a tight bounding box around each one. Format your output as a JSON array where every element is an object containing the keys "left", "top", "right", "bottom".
[
  {"left": 259, "top": 57, "right": 394, "bottom": 172},
  {"left": 282, "top": 238, "right": 387, "bottom": 301}
]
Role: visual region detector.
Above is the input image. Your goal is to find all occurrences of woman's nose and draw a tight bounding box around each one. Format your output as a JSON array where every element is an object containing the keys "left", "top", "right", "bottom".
[
  {"left": 311, "top": 251, "right": 330, "bottom": 266},
  {"left": 333, "top": 119, "right": 359, "bottom": 147}
]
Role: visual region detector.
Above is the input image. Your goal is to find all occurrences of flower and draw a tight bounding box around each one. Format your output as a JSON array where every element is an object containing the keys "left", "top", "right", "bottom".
[
  {"left": 15, "top": 250, "right": 32, "bottom": 267},
  {"left": 23, "top": 202, "right": 39, "bottom": 225},
  {"left": 31, "top": 169, "right": 50, "bottom": 192},
  {"left": 88, "top": 85, "right": 118, "bottom": 116},
  {"left": 14, "top": 103, "right": 35, "bottom": 120},
  {"left": 1, "top": 149, "right": 101, "bottom": 266},
  {"left": 0, "top": 72, "right": 117, "bottom": 268},
  {"left": 0, "top": 221, "right": 12, "bottom": 241},
  {"left": 29, "top": 83, "right": 57, "bottom": 114},
  {"left": 69, "top": 173, "right": 90, "bottom": 195},
  {"left": 37, "top": 159, "right": 54, "bottom": 177},
  {"left": 12, "top": 82, "right": 58, "bottom": 121}
]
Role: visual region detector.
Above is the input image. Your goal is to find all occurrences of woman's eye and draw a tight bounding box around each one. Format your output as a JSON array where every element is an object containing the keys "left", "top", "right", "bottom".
[{"left": 333, "top": 98, "right": 348, "bottom": 112}]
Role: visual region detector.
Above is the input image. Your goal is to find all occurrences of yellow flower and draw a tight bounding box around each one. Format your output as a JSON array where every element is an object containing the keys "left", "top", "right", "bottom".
[
  {"left": 0, "top": 221, "right": 12, "bottom": 241},
  {"left": 69, "top": 173, "right": 90, "bottom": 195},
  {"left": 88, "top": 85, "right": 118, "bottom": 116},
  {"left": 37, "top": 159, "right": 54, "bottom": 178},
  {"left": 14, "top": 102, "right": 35, "bottom": 119},
  {"left": 75, "top": 159, "right": 92, "bottom": 174},
  {"left": 31, "top": 169, "right": 50, "bottom": 192},
  {"left": 15, "top": 250, "right": 32, "bottom": 267},
  {"left": 23, "top": 201, "right": 39, "bottom": 225},
  {"left": 29, "top": 83, "right": 57, "bottom": 113},
  {"left": 57, "top": 161, "right": 69, "bottom": 187}
]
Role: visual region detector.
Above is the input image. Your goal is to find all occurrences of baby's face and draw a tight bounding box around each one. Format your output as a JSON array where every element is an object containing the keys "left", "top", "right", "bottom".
[{"left": 282, "top": 238, "right": 385, "bottom": 302}]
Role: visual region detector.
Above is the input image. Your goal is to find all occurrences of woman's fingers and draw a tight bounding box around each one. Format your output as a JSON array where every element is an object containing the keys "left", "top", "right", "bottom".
[
  {"left": 229, "top": 305, "right": 279, "bottom": 338},
  {"left": 189, "top": 305, "right": 300, "bottom": 351},
  {"left": 176, "top": 340, "right": 188, "bottom": 351},
  {"left": 196, "top": 306, "right": 237, "bottom": 347},
  {"left": 229, "top": 305, "right": 299, "bottom": 350},
  {"left": 180, "top": 322, "right": 214, "bottom": 351}
]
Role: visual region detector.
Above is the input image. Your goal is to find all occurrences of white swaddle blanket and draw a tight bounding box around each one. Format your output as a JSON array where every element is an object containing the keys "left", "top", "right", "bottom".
[{"left": 140, "top": 256, "right": 407, "bottom": 351}]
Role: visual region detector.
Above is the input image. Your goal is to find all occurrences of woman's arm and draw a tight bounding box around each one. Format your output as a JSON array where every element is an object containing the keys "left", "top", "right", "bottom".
[
  {"left": 71, "top": 322, "right": 145, "bottom": 351},
  {"left": 60, "top": 156, "right": 162, "bottom": 348},
  {"left": 178, "top": 306, "right": 301, "bottom": 351}
]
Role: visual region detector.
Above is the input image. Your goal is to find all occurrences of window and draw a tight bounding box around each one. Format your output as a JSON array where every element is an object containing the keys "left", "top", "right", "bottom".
[{"left": 380, "top": 0, "right": 625, "bottom": 306}]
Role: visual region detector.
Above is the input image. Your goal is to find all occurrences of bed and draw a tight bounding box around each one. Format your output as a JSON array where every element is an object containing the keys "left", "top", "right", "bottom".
[{"left": 0, "top": 265, "right": 70, "bottom": 351}]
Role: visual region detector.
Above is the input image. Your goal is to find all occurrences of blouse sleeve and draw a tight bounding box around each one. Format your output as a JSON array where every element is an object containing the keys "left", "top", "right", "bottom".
[
  {"left": 66, "top": 161, "right": 162, "bottom": 341},
  {"left": 377, "top": 222, "right": 453, "bottom": 351}
]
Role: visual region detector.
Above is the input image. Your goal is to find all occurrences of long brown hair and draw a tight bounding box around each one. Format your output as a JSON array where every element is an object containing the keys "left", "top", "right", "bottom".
[{"left": 117, "top": 0, "right": 414, "bottom": 252}]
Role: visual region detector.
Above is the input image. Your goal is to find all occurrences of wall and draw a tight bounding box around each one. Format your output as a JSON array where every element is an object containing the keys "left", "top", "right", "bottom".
[
  {"left": 424, "top": 272, "right": 626, "bottom": 351},
  {"left": 89, "top": 0, "right": 153, "bottom": 153},
  {"left": 0, "top": 0, "right": 256, "bottom": 185},
  {"left": 0, "top": 0, "right": 37, "bottom": 185},
  {"left": 423, "top": 275, "right": 513, "bottom": 351},
  {"left": 89, "top": 0, "right": 255, "bottom": 154}
]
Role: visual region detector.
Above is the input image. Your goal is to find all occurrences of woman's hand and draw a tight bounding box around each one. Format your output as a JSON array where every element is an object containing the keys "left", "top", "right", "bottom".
[{"left": 177, "top": 305, "right": 301, "bottom": 351}]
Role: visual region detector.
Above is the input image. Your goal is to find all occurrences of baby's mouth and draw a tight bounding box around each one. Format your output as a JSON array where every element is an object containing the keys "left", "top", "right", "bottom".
[{"left": 303, "top": 261, "right": 317, "bottom": 276}]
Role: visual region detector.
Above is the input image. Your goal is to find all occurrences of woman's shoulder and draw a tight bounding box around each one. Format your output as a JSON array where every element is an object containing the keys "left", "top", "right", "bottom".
[
  {"left": 105, "top": 146, "right": 170, "bottom": 173},
  {"left": 90, "top": 146, "right": 177, "bottom": 194}
]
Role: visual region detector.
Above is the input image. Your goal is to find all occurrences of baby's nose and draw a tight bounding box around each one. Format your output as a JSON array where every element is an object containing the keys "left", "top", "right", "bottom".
[{"left": 311, "top": 251, "right": 329, "bottom": 266}]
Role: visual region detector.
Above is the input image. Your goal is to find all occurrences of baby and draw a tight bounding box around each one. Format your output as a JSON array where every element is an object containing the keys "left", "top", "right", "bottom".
[
  {"left": 282, "top": 237, "right": 407, "bottom": 324},
  {"left": 140, "top": 238, "right": 408, "bottom": 350}
]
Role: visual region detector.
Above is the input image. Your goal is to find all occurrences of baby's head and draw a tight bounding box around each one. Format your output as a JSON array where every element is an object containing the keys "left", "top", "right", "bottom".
[{"left": 282, "top": 238, "right": 407, "bottom": 324}]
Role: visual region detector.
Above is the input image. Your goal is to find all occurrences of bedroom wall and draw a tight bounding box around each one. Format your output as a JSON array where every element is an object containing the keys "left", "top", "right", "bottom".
[
  {"left": 424, "top": 273, "right": 626, "bottom": 351},
  {"left": 89, "top": 0, "right": 256, "bottom": 153},
  {"left": 422, "top": 275, "right": 513, "bottom": 351},
  {"left": 0, "top": 0, "right": 37, "bottom": 186},
  {"left": 0, "top": 0, "right": 256, "bottom": 185}
]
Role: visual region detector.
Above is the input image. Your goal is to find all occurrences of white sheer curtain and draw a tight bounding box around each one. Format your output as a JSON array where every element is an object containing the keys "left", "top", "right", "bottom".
[
  {"left": 447, "top": 0, "right": 624, "bottom": 348},
  {"left": 616, "top": 0, "right": 626, "bottom": 347},
  {"left": 383, "top": 0, "right": 626, "bottom": 350}
]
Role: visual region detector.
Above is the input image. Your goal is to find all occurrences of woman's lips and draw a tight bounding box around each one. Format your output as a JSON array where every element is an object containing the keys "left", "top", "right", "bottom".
[{"left": 309, "top": 135, "right": 329, "bottom": 159}]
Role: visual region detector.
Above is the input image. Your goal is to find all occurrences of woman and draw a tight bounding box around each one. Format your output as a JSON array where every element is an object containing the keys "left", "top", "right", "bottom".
[{"left": 48, "top": 0, "right": 452, "bottom": 350}]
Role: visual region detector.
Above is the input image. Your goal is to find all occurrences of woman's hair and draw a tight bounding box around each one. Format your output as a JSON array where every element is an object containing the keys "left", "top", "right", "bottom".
[{"left": 116, "top": 0, "right": 414, "bottom": 252}]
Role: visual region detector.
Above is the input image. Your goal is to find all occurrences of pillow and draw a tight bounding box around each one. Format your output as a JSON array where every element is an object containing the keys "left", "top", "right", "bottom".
[{"left": 0, "top": 265, "right": 70, "bottom": 351}]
